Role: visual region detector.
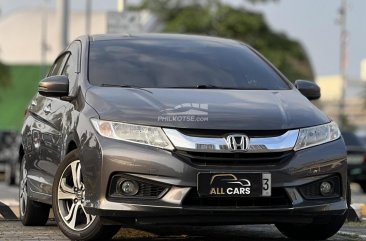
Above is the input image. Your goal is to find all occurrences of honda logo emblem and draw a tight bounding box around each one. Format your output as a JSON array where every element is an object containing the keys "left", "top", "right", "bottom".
[{"left": 226, "top": 134, "right": 250, "bottom": 151}]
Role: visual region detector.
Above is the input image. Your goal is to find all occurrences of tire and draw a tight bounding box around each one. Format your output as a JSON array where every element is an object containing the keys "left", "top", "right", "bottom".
[
  {"left": 5, "top": 162, "right": 20, "bottom": 186},
  {"left": 359, "top": 182, "right": 366, "bottom": 193},
  {"left": 52, "top": 149, "right": 120, "bottom": 241},
  {"left": 347, "top": 180, "right": 351, "bottom": 207},
  {"left": 19, "top": 156, "right": 50, "bottom": 226},
  {"left": 276, "top": 213, "right": 347, "bottom": 240}
]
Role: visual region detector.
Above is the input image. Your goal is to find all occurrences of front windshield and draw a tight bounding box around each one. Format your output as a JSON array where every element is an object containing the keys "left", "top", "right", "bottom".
[{"left": 88, "top": 38, "right": 290, "bottom": 90}]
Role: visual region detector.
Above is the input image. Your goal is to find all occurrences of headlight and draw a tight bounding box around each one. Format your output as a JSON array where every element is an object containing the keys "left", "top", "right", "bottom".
[
  {"left": 91, "top": 119, "right": 174, "bottom": 150},
  {"left": 294, "top": 121, "right": 341, "bottom": 151}
]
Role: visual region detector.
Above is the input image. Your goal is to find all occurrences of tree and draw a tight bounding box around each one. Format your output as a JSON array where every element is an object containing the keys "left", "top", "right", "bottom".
[
  {"left": 0, "top": 62, "right": 10, "bottom": 88},
  {"left": 136, "top": 0, "right": 313, "bottom": 82}
]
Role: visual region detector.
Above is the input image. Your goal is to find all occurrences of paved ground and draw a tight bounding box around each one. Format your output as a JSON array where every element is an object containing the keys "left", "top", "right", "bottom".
[
  {"left": 1, "top": 221, "right": 366, "bottom": 241},
  {"left": 0, "top": 181, "right": 365, "bottom": 240},
  {"left": 351, "top": 183, "right": 366, "bottom": 204}
]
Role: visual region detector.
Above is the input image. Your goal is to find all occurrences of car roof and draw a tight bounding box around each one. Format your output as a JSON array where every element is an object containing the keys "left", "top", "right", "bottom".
[{"left": 88, "top": 33, "right": 243, "bottom": 47}]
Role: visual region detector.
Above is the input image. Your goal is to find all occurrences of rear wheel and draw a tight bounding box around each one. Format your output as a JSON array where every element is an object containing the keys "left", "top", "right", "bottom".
[
  {"left": 5, "top": 162, "right": 15, "bottom": 185},
  {"left": 359, "top": 182, "right": 366, "bottom": 193},
  {"left": 19, "top": 156, "right": 50, "bottom": 226},
  {"left": 5, "top": 162, "right": 20, "bottom": 186},
  {"left": 52, "top": 149, "right": 120, "bottom": 241},
  {"left": 347, "top": 181, "right": 351, "bottom": 206}
]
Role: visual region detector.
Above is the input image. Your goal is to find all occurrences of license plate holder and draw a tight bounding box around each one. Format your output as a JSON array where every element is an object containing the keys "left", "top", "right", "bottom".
[{"left": 197, "top": 173, "right": 271, "bottom": 197}]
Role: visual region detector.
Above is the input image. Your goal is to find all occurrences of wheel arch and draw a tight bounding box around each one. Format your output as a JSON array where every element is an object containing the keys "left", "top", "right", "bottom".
[
  {"left": 19, "top": 144, "right": 25, "bottom": 162},
  {"left": 64, "top": 131, "right": 81, "bottom": 157},
  {"left": 66, "top": 140, "right": 78, "bottom": 154}
]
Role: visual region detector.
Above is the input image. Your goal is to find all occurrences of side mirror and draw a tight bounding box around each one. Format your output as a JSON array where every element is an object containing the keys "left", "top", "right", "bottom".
[
  {"left": 38, "top": 75, "right": 69, "bottom": 97},
  {"left": 294, "top": 80, "right": 321, "bottom": 100}
]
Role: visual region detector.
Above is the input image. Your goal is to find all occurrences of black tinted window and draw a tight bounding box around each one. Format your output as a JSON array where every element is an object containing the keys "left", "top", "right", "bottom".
[{"left": 88, "top": 39, "right": 290, "bottom": 90}]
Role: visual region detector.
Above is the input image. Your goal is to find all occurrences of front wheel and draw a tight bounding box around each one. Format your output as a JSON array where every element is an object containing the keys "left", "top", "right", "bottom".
[
  {"left": 276, "top": 213, "right": 347, "bottom": 240},
  {"left": 52, "top": 149, "right": 120, "bottom": 241}
]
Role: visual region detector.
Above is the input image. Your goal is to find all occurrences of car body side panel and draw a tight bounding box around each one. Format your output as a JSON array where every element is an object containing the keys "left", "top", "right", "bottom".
[
  {"left": 76, "top": 103, "right": 100, "bottom": 203},
  {"left": 22, "top": 94, "right": 56, "bottom": 199},
  {"left": 21, "top": 38, "right": 88, "bottom": 203}
]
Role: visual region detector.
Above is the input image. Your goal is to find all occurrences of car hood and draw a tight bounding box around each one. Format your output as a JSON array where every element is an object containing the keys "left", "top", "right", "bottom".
[{"left": 85, "top": 87, "right": 330, "bottom": 130}]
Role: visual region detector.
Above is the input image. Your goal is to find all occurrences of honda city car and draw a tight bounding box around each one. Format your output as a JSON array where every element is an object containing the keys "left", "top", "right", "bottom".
[{"left": 19, "top": 34, "right": 349, "bottom": 241}]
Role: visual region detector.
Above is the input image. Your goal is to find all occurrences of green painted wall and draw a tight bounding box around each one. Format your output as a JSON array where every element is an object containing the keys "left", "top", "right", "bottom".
[{"left": 0, "top": 65, "right": 47, "bottom": 130}]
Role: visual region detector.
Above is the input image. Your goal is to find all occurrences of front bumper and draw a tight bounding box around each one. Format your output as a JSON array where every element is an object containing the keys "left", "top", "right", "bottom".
[
  {"left": 86, "top": 201, "right": 346, "bottom": 225},
  {"left": 80, "top": 135, "right": 348, "bottom": 225}
]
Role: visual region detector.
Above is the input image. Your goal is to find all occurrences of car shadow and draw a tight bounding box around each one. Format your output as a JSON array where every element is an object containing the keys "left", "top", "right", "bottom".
[
  {"left": 44, "top": 222, "right": 341, "bottom": 241},
  {"left": 111, "top": 225, "right": 324, "bottom": 241}
]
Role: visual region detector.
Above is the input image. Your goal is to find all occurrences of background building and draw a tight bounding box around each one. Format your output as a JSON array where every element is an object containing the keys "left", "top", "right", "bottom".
[
  {"left": 316, "top": 74, "right": 366, "bottom": 129},
  {"left": 0, "top": 8, "right": 157, "bottom": 65}
]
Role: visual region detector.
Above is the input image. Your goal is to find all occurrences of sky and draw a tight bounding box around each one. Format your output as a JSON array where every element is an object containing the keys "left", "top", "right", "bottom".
[
  {"left": 0, "top": 0, "right": 365, "bottom": 80},
  {"left": 241, "top": 0, "right": 366, "bottom": 80}
]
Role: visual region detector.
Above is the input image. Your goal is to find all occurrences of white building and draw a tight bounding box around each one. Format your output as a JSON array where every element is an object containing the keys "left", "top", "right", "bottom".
[
  {"left": 316, "top": 75, "right": 366, "bottom": 129},
  {"left": 0, "top": 8, "right": 158, "bottom": 64}
]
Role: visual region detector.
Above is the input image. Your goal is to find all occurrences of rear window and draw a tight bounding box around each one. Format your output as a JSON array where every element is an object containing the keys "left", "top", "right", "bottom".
[{"left": 88, "top": 38, "right": 290, "bottom": 90}]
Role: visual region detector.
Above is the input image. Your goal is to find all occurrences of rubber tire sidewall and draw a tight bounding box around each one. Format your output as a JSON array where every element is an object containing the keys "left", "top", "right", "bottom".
[
  {"left": 5, "top": 162, "right": 15, "bottom": 185},
  {"left": 359, "top": 182, "right": 366, "bottom": 193}
]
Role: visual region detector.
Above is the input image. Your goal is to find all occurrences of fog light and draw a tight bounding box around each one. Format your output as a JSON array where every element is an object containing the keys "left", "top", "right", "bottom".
[
  {"left": 120, "top": 180, "right": 139, "bottom": 196},
  {"left": 320, "top": 181, "right": 333, "bottom": 195}
]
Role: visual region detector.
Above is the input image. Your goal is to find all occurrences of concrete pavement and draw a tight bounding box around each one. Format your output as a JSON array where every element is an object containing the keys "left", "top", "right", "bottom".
[
  {"left": 1, "top": 221, "right": 366, "bottom": 241},
  {"left": 350, "top": 183, "right": 366, "bottom": 221},
  {"left": 0, "top": 181, "right": 19, "bottom": 220}
]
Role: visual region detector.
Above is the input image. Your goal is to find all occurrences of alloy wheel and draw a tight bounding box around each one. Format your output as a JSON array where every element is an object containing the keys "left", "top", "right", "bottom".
[
  {"left": 19, "top": 158, "right": 27, "bottom": 216},
  {"left": 57, "top": 160, "right": 95, "bottom": 231}
]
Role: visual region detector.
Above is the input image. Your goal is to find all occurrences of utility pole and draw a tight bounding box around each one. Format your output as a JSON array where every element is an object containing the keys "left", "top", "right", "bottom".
[
  {"left": 337, "top": 0, "right": 348, "bottom": 128},
  {"left": 118, "top": 0, "right": 127, "bottom": 12},
  {"left": 41, "top": 0, "right": 49, "bottom": 77},
  {"left": 85, "top": 0, "right": 92, "bottom": 35},
  {"left": 57, "top": 0, "right": 70, "bottom": 51}
]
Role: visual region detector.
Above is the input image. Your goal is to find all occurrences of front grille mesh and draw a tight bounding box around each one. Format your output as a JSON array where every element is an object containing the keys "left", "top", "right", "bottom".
[
  {"left": 138, "top": 182, "right": 167, "bottom": 198},
  {"left": 174, "top": 150, "right": 294, "bottom": 166}
]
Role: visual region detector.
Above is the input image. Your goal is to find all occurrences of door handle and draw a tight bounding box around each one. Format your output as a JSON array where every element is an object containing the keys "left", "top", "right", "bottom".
[{"left": 43, "top": 104, "right": 51, "bottom": 114}]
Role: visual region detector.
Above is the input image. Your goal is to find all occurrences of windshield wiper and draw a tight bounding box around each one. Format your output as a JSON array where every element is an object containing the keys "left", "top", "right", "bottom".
[
  {"left": 165, "top": 85, "right": 267, "bottom": 90},
  {"left": 164, "top": 85, "right": 236, "bottom": 89},
  {"left": 100, "top": 84, "right": 152, "bottom": 93},
  {"left": 196, "top": 84, "right": 236, "bottom": 89}
]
